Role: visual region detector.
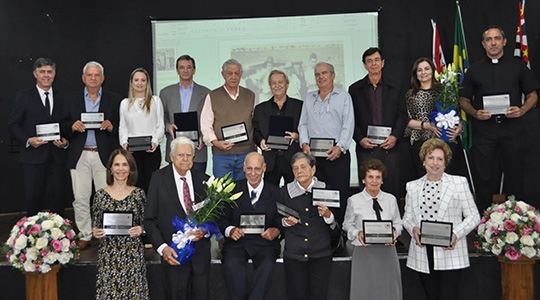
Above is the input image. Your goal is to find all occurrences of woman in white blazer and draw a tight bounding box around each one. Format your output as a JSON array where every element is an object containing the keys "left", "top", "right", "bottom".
[{"left": 403, "top": 138, "right": 479, "bottom": 300}]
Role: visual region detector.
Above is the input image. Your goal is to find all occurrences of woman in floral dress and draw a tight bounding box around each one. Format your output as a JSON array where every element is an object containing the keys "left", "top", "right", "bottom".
[{"left": 92, "top": 148, "right": 149, "bottom": 299}]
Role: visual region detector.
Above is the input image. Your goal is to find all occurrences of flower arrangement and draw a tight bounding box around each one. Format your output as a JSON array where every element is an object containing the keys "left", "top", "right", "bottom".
[
  {"left": 170, "top": 173, "right": 242, "bottom": 264},
  {"left": 2, "top": 212, "right": 80, "bottom": 273},
  {"left": 475, "top": 196, "right": 540, "bottom": 261},
  {"left": 429, "top": 63, "right": 461, "bottom": 142}
]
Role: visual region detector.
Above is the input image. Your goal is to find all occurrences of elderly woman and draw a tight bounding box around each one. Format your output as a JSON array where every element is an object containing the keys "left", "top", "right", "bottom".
[
  {"left": 279, "top": 152, "right": 336, "bottom": 300},
  {"left": 92, "top": 148, "right": 149, "bottom": 299},
  {"left": 343, "top": 158, "right": 402, "bottom": 300},
  {"left": 119, "top": 67, "right": 164, "bottom": 193},
  {"left": 403, "top": 138, "right": 479, "bottom": 300}
]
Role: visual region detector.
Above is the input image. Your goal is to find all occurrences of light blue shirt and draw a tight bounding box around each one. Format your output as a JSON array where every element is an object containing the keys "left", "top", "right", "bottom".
[
  {"left": 179, "top": 82, "right": 194, "bottom": 113},
  {"left": 84, "top": 88, "right": 102, "bottom": 147},
  {"left": 298, "top": 87, "right": 354, "bottom": 150}
]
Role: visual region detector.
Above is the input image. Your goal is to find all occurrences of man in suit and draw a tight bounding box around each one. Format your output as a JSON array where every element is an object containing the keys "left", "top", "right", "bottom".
[
  {"left": 161, "top": 54, "right": 210, "bottom": 172},
  {"left": 8, "top": 57, "right": 69, "bottom": 216},
  {"left": 253, "top": 70, "right": 303, "bottom": 186},
  {"left": 64, "top": 61, "right": 121, "bottom": 250},
  {"left": 218, "top": 152, "right": 281, "bottom": 300},
  {"left": 348, "top": 47, "right": 407, "bottom": 199},
  {"left": 144, "top": 136, "right": 211, "bottom": 300}
]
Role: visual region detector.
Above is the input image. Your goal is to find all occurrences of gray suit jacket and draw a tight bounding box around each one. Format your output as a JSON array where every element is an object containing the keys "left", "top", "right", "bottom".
[{"left": 160, "top": 81, "right": 210, "bottom": 163}]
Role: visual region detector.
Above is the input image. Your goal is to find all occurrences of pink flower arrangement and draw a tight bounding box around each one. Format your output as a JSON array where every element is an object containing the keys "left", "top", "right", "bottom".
[
  {"left": 476, "top": 196, "right": 540, "bottom": 261},
  {"left": 2, "top": 212, "right": 80, "bottom": 273}
]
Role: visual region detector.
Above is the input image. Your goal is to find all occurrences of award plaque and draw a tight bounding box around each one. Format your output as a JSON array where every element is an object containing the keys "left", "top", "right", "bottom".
[
  {"left": 239, "top": 214, "right": 265, "bottom": 234},
  {"left": 174, "top": 112, "right": 199, "bottom": 142},
  {"left": 483, "top": 94, "right": 510, "bottom": 115},
  {"left": 266, "top": 115, "right": 294, "bottom": 150},
  {"left": 128, "top": 136, "right": 152, "bottom": 152},
  {"left": 276, "top": 202, "right": 301, "bottom": 224},
  {"left": 420, "top": 220, "right": 453, "bottom": 247},
  {"left": 81, "top": 112, "right": 104, "bottom": 129},
  {"left": 103, "top": 212, "right": 133, "bottom": 235},
  {"left": 363, "top": 220, "right": 393, "bottom": 244},
  {"left": 36, "top": 123, "right": 61, "bottom": 141},
  {"left": 221, "top": 122, "right": 248, "bottom": 143},
  {"left": 309, "top": 138, "right": 335, "bottom": 157},
  {"left": 367, "top": 125, "right": 392, "bottom": 145},
  {"left": 312, "top": 188, "right": 340, "bottom": 208}
]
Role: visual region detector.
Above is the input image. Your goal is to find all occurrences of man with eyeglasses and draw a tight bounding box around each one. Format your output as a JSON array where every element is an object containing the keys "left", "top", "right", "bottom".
[
  {"left": 144, "top": 136, "right": 211, "bottom": 300},
  {"left": 460, "top": 26, "right": 539, "bottom": 211},
  {"left": 348, "top": 47, "right": 407, "bottom": 200}
]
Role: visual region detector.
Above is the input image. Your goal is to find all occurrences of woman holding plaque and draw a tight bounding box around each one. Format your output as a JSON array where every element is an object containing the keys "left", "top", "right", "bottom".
[
  {"left": 342, "top": 158, "right": 402, "bottom": 300},
  {"left": 119, "top": 67, "right": 164, "bottom": 193},
  {"left": 404, "top": 58, "right": 461, "bottom": 178},
  {"left": 403, "top": 138, "right": 479, "bottom": 300},
  {"left": 92, "top": 148, "right": 149, "bottom": 299},
  {"left": 278, "top": 152, "right": 336, "bottom": 300}
]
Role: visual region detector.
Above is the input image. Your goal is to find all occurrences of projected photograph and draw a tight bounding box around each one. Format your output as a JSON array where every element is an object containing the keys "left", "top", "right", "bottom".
[
  {"left": 231, "top": 43, "right": 345, "bottom": 103},
  {"left": 156, "top": 48, "right": 176, "bottom": 71}
]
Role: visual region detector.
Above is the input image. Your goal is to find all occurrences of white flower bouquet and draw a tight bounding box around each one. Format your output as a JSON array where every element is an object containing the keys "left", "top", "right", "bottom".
[{"left": 2, "top": 212, "right": 80, "bottom": 273}]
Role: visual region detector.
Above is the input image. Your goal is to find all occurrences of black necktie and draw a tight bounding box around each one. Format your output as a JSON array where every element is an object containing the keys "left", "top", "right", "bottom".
[
  {"left": 372, "top": 198, "right": 383, "bottom": 221},
  {"left": 44, "top": 92, "right": 51, "bottom": 116},
  {"left": 251, "top": 190, "right": 257, "bottom": 208}
]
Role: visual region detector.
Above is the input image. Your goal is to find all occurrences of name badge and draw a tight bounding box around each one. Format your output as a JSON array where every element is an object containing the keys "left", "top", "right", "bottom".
[
  {"left": 367, "top": 125, "right": 392, "bottom": 145},
  {"left": 81, "top": 112, "right": 104, "bottom": 129},
  {"left": 103, "top": 212, "right": 133, "bottom": 236},
  {"left": 239, "top": 214, "right": 265, "bottom": 234},
  {"left": 312, "top": 188, "right": 340, "bottom": 208},
  {"left": 363, "top": 220, "right": 393, "bottom": 244},
  {"left": 222, "top": 122, "right": 248, "bottom": 143},
  {"left": 309, "top": 138, "right": 335, "bottom": 157},
  {"left": 36, "top": 123, "right": 60, "bottom": 141}
]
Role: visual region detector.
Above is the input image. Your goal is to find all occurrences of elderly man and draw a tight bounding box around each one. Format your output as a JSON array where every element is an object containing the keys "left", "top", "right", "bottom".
[
  {"left": 144, "top": 136, "right": 211, "bottom": 300},
  {"left": 8, "top": 57, "right": 69, "bottom": 216},
  {"left": 298, "top": 62, "right": 354, "bottom": 225},
  {"left": 161, "top": 54, "right": 210, "bottom": 172},
  {"left": 65, "top": 61, "right": 121, "bottom": 250},
  {"left": 200, "top": 59, "right": 256, "bottom": 181},
  {"left": 348, "top": 47, "right": 407, "bottom": 199},
  {"left": 218, "top": 152, "right": 281, "bottom": 300},
  {"left": 253, "top": 70, "right": 303, "bottom": 186},
  {"left": 460, "top": 26, "right": 540, "bottom": 211}
]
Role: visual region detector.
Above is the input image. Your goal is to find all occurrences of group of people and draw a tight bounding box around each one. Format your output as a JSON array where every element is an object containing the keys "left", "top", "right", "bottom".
[{"left": 7, "top": 24, "right": 539, "bottom": 300}]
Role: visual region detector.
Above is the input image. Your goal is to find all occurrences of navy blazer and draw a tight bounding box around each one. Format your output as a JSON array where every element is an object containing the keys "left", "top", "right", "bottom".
[
  {"left": 218, "top": 179, "right": 281, "bottom": 256},
  {"left": 8, "top": 87, "right": 69, "bottom": 164},
  {"left": 64, "top": 89, "right": 121, "bottom": 168},
  {"left": 348, "top": 74, "right": 407, "bottom": 152},
  {"left": 252, "top": 96, "right": 303, "bottom": 172}
]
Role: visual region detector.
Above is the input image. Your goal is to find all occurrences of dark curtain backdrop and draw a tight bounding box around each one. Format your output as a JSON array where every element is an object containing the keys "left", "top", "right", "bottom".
[{"left": 1, "top": 0, "right": 539, "bottom": 213}]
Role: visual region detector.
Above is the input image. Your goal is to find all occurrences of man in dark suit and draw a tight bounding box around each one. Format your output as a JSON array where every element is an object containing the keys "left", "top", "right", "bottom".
[
  {"left": 348, "top": 47, "right": 407, "bottom": 199},
  {"left": 8, "top": 57, "right": 69, "bottom": 216},
  {"left": 64, "top": 61, "right": 121, "bottom": 249},
  {"left": 161, "top": 54, "right": 210, "bottom": 172},
  {"left": 253, "top": 70, "right": 303, "bottom": 186},
  {"left": 144, "top": 136, "right": 211, "bottom": 300},
  {"left": 218, "top": 152, "right": 281, "bottom": 300}
]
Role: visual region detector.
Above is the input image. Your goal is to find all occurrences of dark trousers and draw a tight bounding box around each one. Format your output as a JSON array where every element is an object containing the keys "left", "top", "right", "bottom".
[
  {"left": 357, "top": 147, "right": 400, "bottom": 199},
  {"left": 22, "top": 154, "right": 66, "bottom": 216},
  {"left": 221, "top": 245, "right": 278, "bottom": 300},
  {"left": 418, "top": 245, "right": 463, "bottom": 300},
  {"left": 162, "top": 260, "right": 210, "bottom": 300},
  {"left": 132, "top": 146, "right": 161, "bottom": 194},
  {"left": 315, "top": 152, "right": 351, "bottom": 225},
  {"left": 284, "top": 255, "right": 333, "bottom": 300},
  {"left": 264, "top": 153, "right": 294, "bottom": 186}
]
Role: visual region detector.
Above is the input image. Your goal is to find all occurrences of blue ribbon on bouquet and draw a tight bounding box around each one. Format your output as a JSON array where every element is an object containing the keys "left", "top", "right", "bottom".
[
  {"left": 169, "top": 216, "right": 219, "bottom": 265},
  {"left": 428, "top": 100, "right": 459, "bottom": 142}
]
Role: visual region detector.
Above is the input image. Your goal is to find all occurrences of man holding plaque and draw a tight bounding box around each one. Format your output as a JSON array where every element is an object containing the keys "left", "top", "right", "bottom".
[
  {"left": 298, "top": 62, "right": 354, "bottom": 225},
  {"left": 161, "top": 55, "right": 210, "bottom": 172},
  {"left": 348, "top": 47, "right": 407, "bottom": 199},
  {"left": 8, "top": 57, "right": 69, "bottom": 216},
  {"left": 460, "top": 26, "right": 540, "bottom": 211},
  {"left": 218, "top": 152, "right": 281, "bottom": 300},
  {"left": 144, "top": 136, "right": 211, "bottom": 300},
  {"left": 253, "top": 70, "right": 303, "bottom": 186},
  {"left": 201, "top": 58, "right": 256, "bottom": 181},
  {"left": 403, "top": 139, "right": 479, "bottom": 300},
  {"left": 65, "top": 61, "right": 122, "bottom": 250}
]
